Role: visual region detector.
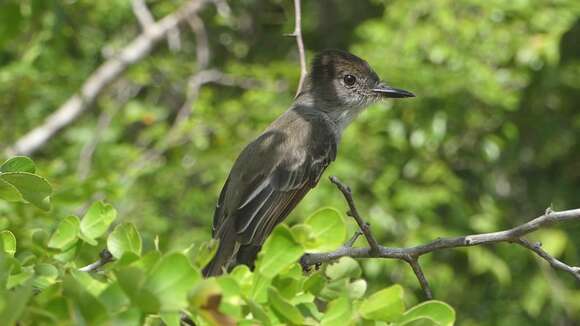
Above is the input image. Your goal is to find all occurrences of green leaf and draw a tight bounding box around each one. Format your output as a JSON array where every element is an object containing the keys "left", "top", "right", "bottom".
[
  {"left": 304, "top": 272, "right": 327, "bottom": 295},
  {"left": 0, "top": 156, "right": 35, "bottom": 173},
  {"left": 63, "top": 275, "right": 109, "bottom": 324},
  {"left": 107, "top": 222, "right": 142, "bottom": 259},
  {"left": 397, "top": 300, "right": 456, "bottom": 326},
  {"left": 116, "top": 267, "right": 160, "bottom": 313},
  {"left": 325, "top": 257, "right": 361, "bottom": 280},
  {"left": 0, "top": 281, "right": 33, "bottom": 324},
  {"left": 246, "top": 299, "right": 272, "bottom": 326},
  {"left": 347, "top": 279, "right": 367, "bottom": 299},
  {"left": 80, "top": 201, "right": 117, "bottom": 242},
  {"left": 0, "top": 178, "right": 23, "bottom": 202},
  {"left": 268, "top": 287, "right": 304, "bottom": 325},
  {"left": 0, "top": 231, "right": 16, "bottom": 256},
  {"left": 256, "top": 225, "right": 304, "bottom": 278},
  {"left": 359, "top": 285, "right": 405, "bottom": 321},
  {"left": 47, "top": 215, "right": 80, "bottom": 250},
  {"left": 33, "top": 263, "right": 59, "bottom": 290},
  {"left": 145, "top": 253, "right": 201, "bottom": 311},
  {"left": 303, "top": 207, "right": 347, "bottom": 252},
  {"left": 321, "top": 296, "right": 352, "bottom": 325},
  {"left": 0, "top": 172, "right": 52, "bottom": 210}
]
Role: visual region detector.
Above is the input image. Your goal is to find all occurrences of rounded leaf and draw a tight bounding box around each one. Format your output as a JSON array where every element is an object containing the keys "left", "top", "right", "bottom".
[
  {"left": 321, "top": 296, "right": 352, "bottom": 325},
  {"left": 0, "top": 156, "right": 35, "bottom": 173},
  {"left": 304, "top": 207, "right": 346, "bottom": 252},
  {"left": 397, "top": 300, "right": 456, "bottom": 326},
  {"left": 359, "top": 285, "right": 405, "bottom": 321},
  {"left": 47, "top": 216, "right": 80, "bottom": 250},
  {"left": 256, "top": 225, "right": 304, "bottom": 278},
  {"left": 80, "top": 201, "right": 117, "bottom": 242},
  {"left": 0, "top": 172, "right": 52, "bottom": 210},
  {"left": 145, "top": 253, "right": 201, "bottom": 310},
  {"left": 107, "top": 222, "right": 142, "bottom": 259}
]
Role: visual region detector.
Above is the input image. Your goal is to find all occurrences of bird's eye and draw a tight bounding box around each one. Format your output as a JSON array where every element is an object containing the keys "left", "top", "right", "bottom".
[{"left": 343, "top": 74, "right": 356, "bottom": 86}]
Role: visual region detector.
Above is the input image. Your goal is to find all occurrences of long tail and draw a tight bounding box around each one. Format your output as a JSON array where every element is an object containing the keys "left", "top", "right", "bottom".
[{"left": 202, "top": 222, "right": 238, "bottom": 277}]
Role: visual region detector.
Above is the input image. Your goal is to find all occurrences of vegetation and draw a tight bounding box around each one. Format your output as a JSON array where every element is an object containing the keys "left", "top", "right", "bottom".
[{"left": 1, "top": 0, "right": 579, "bottom": 324}]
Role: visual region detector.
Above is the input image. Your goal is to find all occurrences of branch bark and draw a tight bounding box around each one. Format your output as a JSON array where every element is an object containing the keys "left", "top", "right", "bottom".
[
  {"left": 291, "top": 0, "right": 307, "bottom": 97},
  {"left": 301, "top": 176, "right": 580, "bottom": 298},
  {"left": 6, "top": 0, "right": 209, "bottom": 156}
]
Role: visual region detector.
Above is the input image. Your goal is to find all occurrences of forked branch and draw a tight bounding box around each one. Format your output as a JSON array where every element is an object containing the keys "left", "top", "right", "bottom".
[{"left": 301, "top": 176, "right": 580, "bottom": 299}]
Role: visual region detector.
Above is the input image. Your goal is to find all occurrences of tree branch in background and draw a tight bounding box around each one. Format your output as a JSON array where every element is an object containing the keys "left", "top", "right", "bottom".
[
  {"left": 188, "top": 14, "right": 210, "bottom": 70},
  {"left": 301, "top": 176, "right": 580, "bottom": 299},
  {"left": 6, "top": 0, "right": 209, "bottom": 157},
  {"left": 291, "top": 0, "right": 307, "bottom": 97},
  {"left": 132, "top": 0, "right": 155, "bottom": 30}
]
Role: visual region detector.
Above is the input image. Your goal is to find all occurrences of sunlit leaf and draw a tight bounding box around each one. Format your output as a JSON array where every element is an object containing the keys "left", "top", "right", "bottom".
[
  {"left": 145, "top": 253, "right": 201, "bottom": 311},
  {"left": 0, "top": 230, "right": 16, "bottom": 256},
  {"left": 303, "top": 207, "right": 347, "bottom": 252},
  {"left": 107, "top": 222, "right": 142, "bottom": 259},
  {"left": 359, "top": 285, "right": 405, "bottom": 321},
  {"left": 321, "top": 296, "right": 352, "bottom": 325},
  {"left": 0, "top": 172, "right": 52, "bottom": 210},
  {"left": 80, "top": 201, "right": 117, "bottom": 243},
  {"left": 397, "top": 300, "right": 455, "bottom": 326},
  {"left": 47, "top": 216, "right": 80, "bottom": 250},
  {"left": 0, "top": 156, "right": 35, "bottom": 173},
  {"left": 256, "top": 225, "right": 304, "bottom": 278}
]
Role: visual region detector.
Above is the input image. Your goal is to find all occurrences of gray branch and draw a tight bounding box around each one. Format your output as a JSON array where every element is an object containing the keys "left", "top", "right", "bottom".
[
  {"left": 301, "top": 176, "right": 580, "bottom": 298},
  {"left": 6, "top": 0, "right": 209, "bottom": 156},
  {"left": 291, "top": 0, "right": 307, "bottom": 97}
]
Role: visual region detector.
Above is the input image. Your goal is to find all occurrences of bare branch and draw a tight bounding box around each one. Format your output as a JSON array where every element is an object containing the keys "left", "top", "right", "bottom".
[
  {"left": 188, "top": 15, "right": 210, "bottom": 69},
  {"left": 515, "top": 239, "right": 580, "bottom": 282},
  {"left": 132, "top": 0, "right": 155, "bottom": 31},
  {"left": 330, "top": 176, "right": 381, "bottom": 254},
  {"left": 6, "top": 0, "right": 209, "bottom": 156},
  {"left": 291, "top": 0, "right": 307, "bottom": 97},
  {"left": 405, "top": 257, "right": 433, "bottom": 299},
  {"left": 302, "top": 176, "right": 580, "bottom": 298}
]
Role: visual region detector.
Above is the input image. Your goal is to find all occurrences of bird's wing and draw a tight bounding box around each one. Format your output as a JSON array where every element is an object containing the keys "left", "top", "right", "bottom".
[
  {"left": 234, "top": 137, "right": 337, "bottom": 245},
  {"left": 213, "top": 109, "right": 338, "bottom": 246}
]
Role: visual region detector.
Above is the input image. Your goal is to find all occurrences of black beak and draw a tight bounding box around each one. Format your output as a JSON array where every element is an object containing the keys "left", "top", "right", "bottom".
[{"left": 372, "top": 84, "right": 415, "bottom": 98}]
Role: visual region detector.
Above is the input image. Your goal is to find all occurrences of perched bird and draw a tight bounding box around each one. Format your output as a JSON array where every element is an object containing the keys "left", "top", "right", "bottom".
[{"left": 203, "top": 50, "right": 414, "bottom": 277}]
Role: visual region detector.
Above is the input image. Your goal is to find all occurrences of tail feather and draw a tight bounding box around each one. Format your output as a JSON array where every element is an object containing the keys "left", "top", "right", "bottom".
[{"left": 202, "top": 222, "right": 238, "bottom": 277}]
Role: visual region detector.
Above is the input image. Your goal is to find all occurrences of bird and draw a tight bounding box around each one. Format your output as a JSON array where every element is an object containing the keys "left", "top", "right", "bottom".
[{"left": 203, "top": 49, "right": 414, "bottom": 277}]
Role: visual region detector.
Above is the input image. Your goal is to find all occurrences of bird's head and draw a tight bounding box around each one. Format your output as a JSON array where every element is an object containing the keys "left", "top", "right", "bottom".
[{"left": 308, "top": 49, "right": 414, "bottom": 110}]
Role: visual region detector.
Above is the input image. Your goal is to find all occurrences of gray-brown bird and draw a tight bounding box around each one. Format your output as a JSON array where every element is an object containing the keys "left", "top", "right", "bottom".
[{"left": 203, "top": 50, "right": 414, "bottom": 277}]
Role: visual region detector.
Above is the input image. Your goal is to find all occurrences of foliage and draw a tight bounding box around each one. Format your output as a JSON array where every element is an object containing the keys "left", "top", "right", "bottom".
[
  {"left": 1, "top": 0, "right": 580, "bottom": 324},
  {"left": 0, "top": 157, "right": 455, "bottom": 324}
]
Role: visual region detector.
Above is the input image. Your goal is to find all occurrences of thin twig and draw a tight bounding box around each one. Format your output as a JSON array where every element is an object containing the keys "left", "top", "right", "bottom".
[
  {"left": 188, "top": 15, "right": 210, "bottom": 69},
  {"left": 330, "top": 176, "right": 381, "bottom": 254},
  {"left": 78, "top": 249, "right": 114, "bottom": 272},
  {"left": 405, "top": 257, "right": 433, "bottom": 299},
  {"left": 515, "top": 238, "right": 580, "bottom": 282},
  {"left": 345, "top": 229, "right": 363, "bottom": 248},
  {"left": 291, "top": 0, "right": 307, "bottom": 97},
  {"left": 301, "top": 177, "right": 580, "bottom": 299}
]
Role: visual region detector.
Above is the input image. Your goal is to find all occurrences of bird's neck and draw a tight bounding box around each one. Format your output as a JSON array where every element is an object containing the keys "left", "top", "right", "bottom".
[{"left": 295, "top": 89, "right": 364, "bottom": 137}]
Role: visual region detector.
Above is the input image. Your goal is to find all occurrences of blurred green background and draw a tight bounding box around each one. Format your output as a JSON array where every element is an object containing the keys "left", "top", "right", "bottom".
[{"left": 1, "top": 0, "right": 580, "bottom": 324}]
